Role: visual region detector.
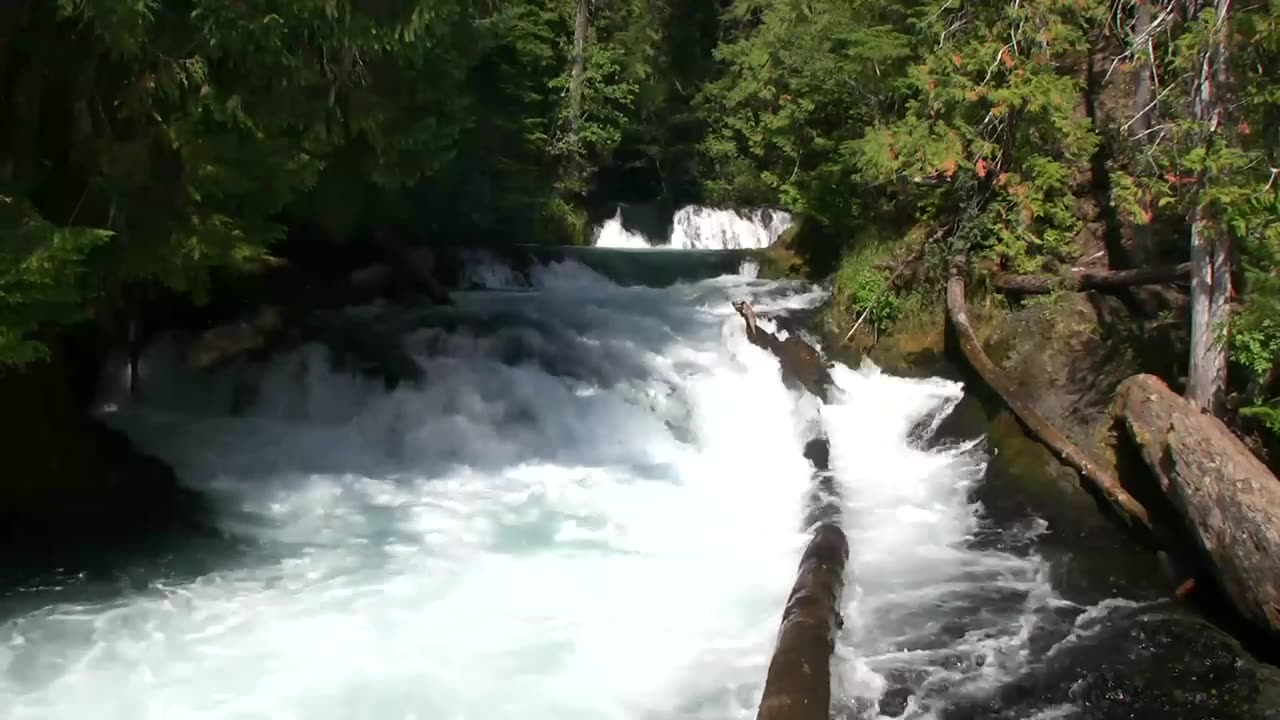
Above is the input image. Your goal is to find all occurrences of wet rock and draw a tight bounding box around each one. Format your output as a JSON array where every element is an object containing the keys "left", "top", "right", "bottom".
[
  {"left": 941, "top": 609, "right": 1280, "bottom": 720},
  {"left": 981, "top": 291, "right": 1183, "bottom": 488},
  {"left": 346, "top": 263, "right": 394, "bottom": 294},
  {"left": 0, "top": 351, "right": 204, "bottom": 548},
  {"left": 310, "top": 313, "right": 425, "bottom": 390}
]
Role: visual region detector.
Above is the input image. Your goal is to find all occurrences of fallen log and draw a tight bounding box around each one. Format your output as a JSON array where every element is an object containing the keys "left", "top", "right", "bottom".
[
  {"left": 734, "top": 301, "right": 834, "bottom": 398},
  {"left": 946, "top": 260, "right": 1153, "bottom": 533},
  {"left": 1114, "top": 374, "right": 1280, "bottom": 636},
  {"left": 757, "top": 523, "right": 848, "bottom": 720},
  {"left": 994, "top": 262, "right": 1190, "bottom": 295},
  {"left": 731, "top": 302, "right": 847, "bottom": 720}
]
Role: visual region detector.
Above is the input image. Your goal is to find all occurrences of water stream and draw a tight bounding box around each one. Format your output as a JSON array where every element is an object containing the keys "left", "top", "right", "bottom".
[{"left": 0, "top": 214, "right": 1275, "bottom": 719}]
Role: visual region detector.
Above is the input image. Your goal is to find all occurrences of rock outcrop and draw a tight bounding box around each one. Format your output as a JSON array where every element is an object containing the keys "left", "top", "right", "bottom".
[
  {"left": 981, "top": 291, "right": 1185, "bottom": 487},
  {"left": 0, "top": 348, "right": 200, "bottom": 547},
  {"left": 1113, "top": 374, "right": 1280, "bottom": 637}
]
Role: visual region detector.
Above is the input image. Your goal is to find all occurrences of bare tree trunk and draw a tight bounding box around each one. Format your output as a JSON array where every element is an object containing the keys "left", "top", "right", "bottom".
[
  {"left": 567, "top": 0, "right": 591, "bottom": 142},
  {"left": 1186, "top": 0, "right": 1232, "bottom": 415},
  {"left": 1131, "top": 0, "right": 1157, "bottom": 264}
]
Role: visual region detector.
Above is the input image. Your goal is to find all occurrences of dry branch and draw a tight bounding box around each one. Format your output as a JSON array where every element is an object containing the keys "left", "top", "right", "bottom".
[{"left": 993, "top": 262, "right": 1191, "bottom": 295}]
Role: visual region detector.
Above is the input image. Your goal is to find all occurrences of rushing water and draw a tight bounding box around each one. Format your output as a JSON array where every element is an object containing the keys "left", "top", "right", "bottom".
[
  {"left": 824, "top": 366, "right": 1057, "bottom": 717},
  {"left": 592, "top": 206, "right": 792, "bottom": 250},
  {"left": 2, "top": 231, "right": 1276, "bottom": 717}
]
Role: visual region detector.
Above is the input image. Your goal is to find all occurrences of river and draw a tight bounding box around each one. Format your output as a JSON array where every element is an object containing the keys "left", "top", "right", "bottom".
[{"left": 0, "top": 211, "right": 1276, "bottom": 719}]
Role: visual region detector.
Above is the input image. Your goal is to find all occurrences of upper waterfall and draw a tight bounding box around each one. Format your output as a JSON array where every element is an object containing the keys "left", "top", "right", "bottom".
[{"left": 592, "top": 205, "right": 792, "bottom": 250}]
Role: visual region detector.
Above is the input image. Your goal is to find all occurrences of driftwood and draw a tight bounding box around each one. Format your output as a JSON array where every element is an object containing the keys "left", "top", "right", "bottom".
[
  {"left": 994, "top": 262, "right": 1190, "bottom": 295},
  {"left": 1114, "top": 374, "right": 1280, "bottom": 636},
  {"left": 731, "top": 301, "right": 847, "bottom": 720},
  {"left": 945, "top": 260, "right": 1153, "bottom": 533}
]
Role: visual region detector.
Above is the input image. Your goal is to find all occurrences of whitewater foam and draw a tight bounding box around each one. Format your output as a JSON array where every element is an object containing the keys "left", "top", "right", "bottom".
[
  {"left": 592, "top": 206, "right": 792, "bottom": 250},
  {"left": 823, "top": 362, "right": 1058, "bottom": 717},
  {"left": 1, "top": 257, "right": 1059, "bottom": 720},
  {"left": 0, "top": 261, "right": 820, "bottom": 720}
]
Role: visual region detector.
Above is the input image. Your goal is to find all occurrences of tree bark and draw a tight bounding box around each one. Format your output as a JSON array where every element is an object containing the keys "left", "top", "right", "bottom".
[
  {"left": 1186, "top": 0, "right": 1232, "bottom": 415},
  {"left": 1114, "top": 374, "right": 1280, "bottom": 637},
  {"left": 734, "top": 301, "right": 833, "bottom": 398},
  {"left": 756, "top": 524, "right": 847, "bottom": 720},
  {"left": 993, "top": 262, "right": 1190, "bottom": 295},
  {"left": 1131, "top": 0, "right": 1157, "bottom": 265},
  {"left": 567, "top": 0, "right": 591, "bottom": 141},
  {"left": 947, "top": 259, "right": 1154, "bottom": 533}
]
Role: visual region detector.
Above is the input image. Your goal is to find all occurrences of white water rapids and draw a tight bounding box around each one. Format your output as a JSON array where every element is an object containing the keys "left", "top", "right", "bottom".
[
  {"left": 592, "top": 206, "right": 793, "bottom": 250},
  {"left": 0, "top": 257, "right": 1060, "bottom": 719}
]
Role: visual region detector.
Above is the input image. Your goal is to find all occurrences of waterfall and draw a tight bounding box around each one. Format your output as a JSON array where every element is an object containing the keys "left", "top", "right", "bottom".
[
  {"left": 668, "top": 207, "right": 792, "bottom": 250},
  {"left": 592, "top": 206, "right": 793, "bottom": 250},
  {"left": 590, "top": 208, "right": 653, "bottom": 249}
]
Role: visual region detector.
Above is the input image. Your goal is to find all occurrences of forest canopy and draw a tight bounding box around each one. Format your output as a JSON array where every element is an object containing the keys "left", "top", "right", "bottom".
[{"left": 1, "top": 0, "right": 1277, "bottom": 431}]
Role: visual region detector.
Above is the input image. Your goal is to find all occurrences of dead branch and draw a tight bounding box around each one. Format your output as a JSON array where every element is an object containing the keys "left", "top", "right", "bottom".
[{"left": 947, "top": 258, "right": 1154, "bottom": 533}]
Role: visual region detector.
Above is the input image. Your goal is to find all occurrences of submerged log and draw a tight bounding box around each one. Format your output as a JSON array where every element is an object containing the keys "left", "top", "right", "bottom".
[
  {"left": 994, "top": 262, "right": 1190, "bottom": 295},
  {"left": 946, "top": 261, "right": 1153, "bottom": 533},
  {"left": 731, "top": 301, "right": 847, "bottom": 720},
  {"left": 733, "top": 301, "right": 833, "bottom": 398},
  {"left": 757, "top": 523, "right": 849, "bottom": 720},
  {"left": 1114, "top": 374, "right": 1280, "bottom": 636}
]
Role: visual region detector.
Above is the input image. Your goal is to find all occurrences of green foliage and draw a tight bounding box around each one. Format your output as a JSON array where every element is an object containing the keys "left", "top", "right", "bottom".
[
  {"left": 698, "top": 0, "right": 917, "bottom": 222},
  {"left": 0, "top": 195, "right": 112, "bottom": 364},
  {"left": 829, "top": 228, "right": 909, "bottom": 332}
]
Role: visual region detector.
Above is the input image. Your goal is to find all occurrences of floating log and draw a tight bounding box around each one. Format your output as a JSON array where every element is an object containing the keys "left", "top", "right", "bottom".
[
  {"left": 731, "top": 302, "right": 848, "bottom": 720},
  {"left": 1114, "top": 374, "right": 1280, "bottom": 636},
  {"left": 945, "top": 260, "right": 1154, "bottom": 533},
  {"left": 993, "top": 262, "right": 1191, "bottom": 295}
]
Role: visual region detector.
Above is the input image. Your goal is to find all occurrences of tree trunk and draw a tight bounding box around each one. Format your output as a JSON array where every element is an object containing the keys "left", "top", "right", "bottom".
[
  {"left": 946, "top": 259, "right": 1154, "bottom": 534},
  {"left": 756, "top": 524, "right": 847, "bottom": 720},
  {"left": 993, "top": 262, "right": 1190, "bottom": 295},
  {"left": 1114, "top": 374, "right": 1280, "bottom": 638},
  {"left": 1131, "top": 0, "right": 1157, "bottom": 265},
  {"left": 567, "top": 0, "right": 591, "bottom": 142},
  {"left": 1186, "top": 0, "right": 1232, "bottom": 415}
]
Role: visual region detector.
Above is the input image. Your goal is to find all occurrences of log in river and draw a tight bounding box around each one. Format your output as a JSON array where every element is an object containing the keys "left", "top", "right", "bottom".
[{"left": 732, "top": 301, "right": 848, "bottom": 720}]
